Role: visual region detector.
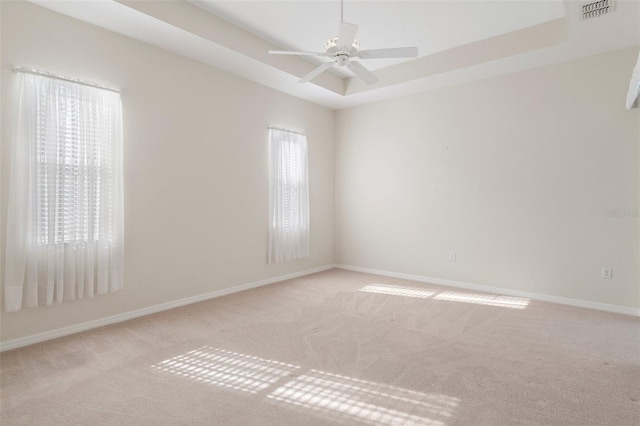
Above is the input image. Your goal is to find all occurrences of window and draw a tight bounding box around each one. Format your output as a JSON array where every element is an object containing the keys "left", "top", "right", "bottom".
[
  {"left": 36, "top": 81, "right": 115, "bottom": 245},
  {"left": 4, "top": 71, "right": 124, "bottom": 312},
  {"left": 268, "top": 128, "right": 310, "bottom": 263}
]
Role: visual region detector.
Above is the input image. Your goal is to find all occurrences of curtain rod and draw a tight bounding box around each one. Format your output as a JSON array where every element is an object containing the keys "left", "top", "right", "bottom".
[
  {"left": 269, "top": 126, "right": 306, "bottom": 136},
  {"left": 14, "top": 67, "right": 120, "bottom": 94}
]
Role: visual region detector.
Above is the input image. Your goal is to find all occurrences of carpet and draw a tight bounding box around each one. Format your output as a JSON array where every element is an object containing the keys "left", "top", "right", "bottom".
[{"left": 1, "top": 269, "right": 639, "bottom": 425}]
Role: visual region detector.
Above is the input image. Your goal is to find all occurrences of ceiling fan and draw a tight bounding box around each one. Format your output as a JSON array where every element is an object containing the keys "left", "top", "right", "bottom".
[{"left": 268, "top": 0, "right": 418, "bottom": 85}]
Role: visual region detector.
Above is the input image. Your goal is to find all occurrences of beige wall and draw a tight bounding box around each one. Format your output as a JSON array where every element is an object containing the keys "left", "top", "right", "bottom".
[
  {"left": 0, "top": 1, "right": 335, "bottom": 343},
  {"left": 335, "top": 47, "right": 640, "bottom": 310},
  {"left": 1, "top": 2, "right": 638, "bottom": 347}
]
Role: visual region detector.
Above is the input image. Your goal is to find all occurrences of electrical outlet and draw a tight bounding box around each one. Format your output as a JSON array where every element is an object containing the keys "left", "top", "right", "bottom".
[
  {"left": 449, "top": 252, "right": 456, "bottom": 262},
  {"left": 602, "top": 267, "right": 613, "bottom": 279}
]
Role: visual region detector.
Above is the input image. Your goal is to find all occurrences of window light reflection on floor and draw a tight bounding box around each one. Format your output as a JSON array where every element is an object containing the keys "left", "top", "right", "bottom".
[
  {"left": 267, "top": 370, "right": 459, "bottom": 426},
  {"left": 358, "top": 284, "right": 529, "bottom": 309},
  {"left": 433, "top": 291, "right": 529, "bottom": 308},
  {"left": 151, "top": 347, "right": 299, "bottom": 394},
  {"left": 359, "top": 284, "right": 435, "bottom": 299},
  {"left": 151, "top": 347, "right": 459, "bottom": 425}
]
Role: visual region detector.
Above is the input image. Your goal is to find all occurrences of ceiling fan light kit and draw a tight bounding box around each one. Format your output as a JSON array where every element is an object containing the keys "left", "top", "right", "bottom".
[
  {"left": 324, "top": 36, "right": 360, "bottom": 53},
  {"left": 268, "top": 1, "right": 418, "bottom": 86}
]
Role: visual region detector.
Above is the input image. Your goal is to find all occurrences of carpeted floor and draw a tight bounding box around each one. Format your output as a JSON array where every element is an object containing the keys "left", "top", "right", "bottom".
[{"left": 1, "top": 269, "right": 639, "bottom": 425}]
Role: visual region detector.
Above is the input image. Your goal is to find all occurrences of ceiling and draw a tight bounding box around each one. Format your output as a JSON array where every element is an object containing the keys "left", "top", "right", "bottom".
[
  {"left": 29, "top": 0, "right": 640, "bottom": 109},
  {"left": 194, "top": 1, "right": 566, "bottom": 73}
]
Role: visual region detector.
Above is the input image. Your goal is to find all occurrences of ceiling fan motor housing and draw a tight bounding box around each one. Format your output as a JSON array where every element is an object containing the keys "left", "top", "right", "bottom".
[{"left": 336, "top": 54, "right": 350, "bottom": 66}]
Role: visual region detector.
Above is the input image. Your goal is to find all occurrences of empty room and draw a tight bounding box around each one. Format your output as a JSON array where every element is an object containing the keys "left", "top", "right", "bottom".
[{"left": 1, "top": 0, "right": 639, "bottom": 425}]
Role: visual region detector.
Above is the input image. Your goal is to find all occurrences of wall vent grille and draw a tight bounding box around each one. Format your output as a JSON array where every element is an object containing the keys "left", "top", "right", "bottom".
[{"left": 582, "top": 0, "right": 614, "bottom": 19}]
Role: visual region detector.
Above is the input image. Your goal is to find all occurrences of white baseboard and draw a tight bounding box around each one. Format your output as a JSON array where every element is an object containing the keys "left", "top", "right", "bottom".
[
  {"left": 0, "top": 265, "right": 335, "bottom": 352},
  {"left": 4, "top": 263, "right": 637, "bottom": 351},
  {"left": 335, "top": 264, "right": 640, "bottom": 317}
]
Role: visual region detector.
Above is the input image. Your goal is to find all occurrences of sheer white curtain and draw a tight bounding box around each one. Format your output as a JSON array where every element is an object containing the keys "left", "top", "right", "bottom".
[
  {"left": 626, "top": 49, "right": 640, "bottom": 109},
  {"left": 268, "top": 128, "right": 309, "bottom": 263},
  {"left": 4, "top": 72, "right": 124, "bottom": 312}
]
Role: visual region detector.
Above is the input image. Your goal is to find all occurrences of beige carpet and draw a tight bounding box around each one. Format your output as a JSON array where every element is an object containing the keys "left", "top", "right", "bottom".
[{"left": 1, "top": 269, "right": 639, "bottom": 425}]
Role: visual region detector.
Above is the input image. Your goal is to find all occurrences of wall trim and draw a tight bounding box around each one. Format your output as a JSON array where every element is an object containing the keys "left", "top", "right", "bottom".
[
  {"left": 0, "top": 264, "right": 335, "bottom": 352},
  {"left": 335, "top": 264, "right": 640, "bottom": 317},
  {"left": 4, "top": 263, "right": 637, "bottom": 351}
]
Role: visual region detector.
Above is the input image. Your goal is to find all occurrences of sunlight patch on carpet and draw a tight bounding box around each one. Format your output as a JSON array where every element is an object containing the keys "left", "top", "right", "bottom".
[
  {"left": 359, "top": 284, "right": 435, "bottom": 299},
  {"left": 152, "top": 346, "right": 459, "bottom": 425},
  {"left": 359, "top": 283, "right": 529, "bottom": 309},
  {"left": 267, "top": 369, "right": 459, "bottom": 426},
  {"left": 433, "top": 292, "right": 529, "bottom": 308},
  {"left": 151, "top": 347, "right": 300, "bottom": 394}
]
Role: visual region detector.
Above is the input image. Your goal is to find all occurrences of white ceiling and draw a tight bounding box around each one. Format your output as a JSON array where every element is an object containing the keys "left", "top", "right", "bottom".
[
  {"left": 194, "top": 0, "right": 566, "bottom": 72},
  {"left": 29, "top": 0, "right": 640, "bottom": 109}
]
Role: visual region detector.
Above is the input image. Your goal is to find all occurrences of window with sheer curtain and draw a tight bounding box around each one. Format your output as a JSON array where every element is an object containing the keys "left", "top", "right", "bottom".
[
  {"left": 268, "top": 128, "right": 310, "bottom": 263},
  {"left": 4, "top": 72, "right": 124, "bottom": 312}
]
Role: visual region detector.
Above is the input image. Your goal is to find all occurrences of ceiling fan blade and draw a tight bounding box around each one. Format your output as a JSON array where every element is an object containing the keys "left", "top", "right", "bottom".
[
  {"left": 337, "top": 22, "right": 358, "bottom": 49},
  {"left": 269, "top": 50, "right": 325, "bottom": 56},
  {"left": 347, "top": 61, "right": 380, "bottom": 85},
  {"left": 299, "top": 61, "right": 335, "bottom": 83},
  {"left": 357, "top": 47, "right": 419, "bottom": 59}
]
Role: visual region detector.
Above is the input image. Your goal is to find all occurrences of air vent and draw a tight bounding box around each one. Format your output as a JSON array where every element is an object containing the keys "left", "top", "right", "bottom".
[{"left": 582, "top": 0, "right": 614, "bottom": 19}]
